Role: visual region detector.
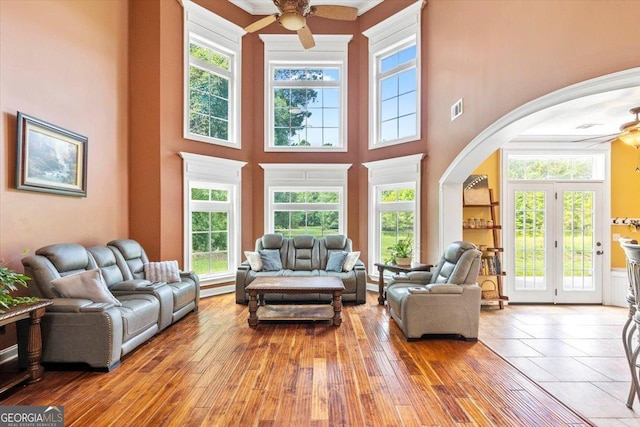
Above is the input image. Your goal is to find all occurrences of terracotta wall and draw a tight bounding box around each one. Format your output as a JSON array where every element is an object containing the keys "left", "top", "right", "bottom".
[
  {"left": 0, "top": 0, "right": 129, "bottom": 274},
  {"left": 421, "top": 0, "right": 640, "bottom": 260},
  {"left": 0, "top": 0, "right": 129, "bottom": 348}
]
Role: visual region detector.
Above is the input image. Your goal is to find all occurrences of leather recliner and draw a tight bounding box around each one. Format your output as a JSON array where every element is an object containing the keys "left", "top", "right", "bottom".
[
  {"left": 386, "top": 241, "right": 482, "bottom": 341},
  {"left": 107, "top": 239, "right": 200, "bottom": 324}
]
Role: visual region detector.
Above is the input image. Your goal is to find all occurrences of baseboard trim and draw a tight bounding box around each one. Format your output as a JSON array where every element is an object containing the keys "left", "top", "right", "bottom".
[{"left": 200, "top": 284, "right": 235, "bottom": 298}]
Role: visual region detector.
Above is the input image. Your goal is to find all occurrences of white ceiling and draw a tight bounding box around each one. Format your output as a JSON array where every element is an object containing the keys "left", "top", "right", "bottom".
[
  {"left": 515, "top": 87, "right": 640, "bottom": 144},
  {"left": 228, "top": 0, "right": 383, "bottom": 16}
]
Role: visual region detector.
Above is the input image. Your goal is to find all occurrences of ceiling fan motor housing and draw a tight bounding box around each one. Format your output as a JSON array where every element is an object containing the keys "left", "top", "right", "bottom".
[{"left": 275, "top": 0, "right": 311, "bottom": 16}]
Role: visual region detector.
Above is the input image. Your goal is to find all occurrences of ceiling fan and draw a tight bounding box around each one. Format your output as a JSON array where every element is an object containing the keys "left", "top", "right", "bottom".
[
  {"left": 244, "top": 0, "right": 358, "bottom": 49},
  {"left": 575, "top": 106, "right": 640, "bottom": 146}
]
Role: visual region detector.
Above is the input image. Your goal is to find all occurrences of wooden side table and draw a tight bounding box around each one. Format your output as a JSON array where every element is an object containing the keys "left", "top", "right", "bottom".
[
  {"left": 0, "top": 300, "right": 52, "bottom": 394},
  {"left": 374, "top": 262, "right": 433, "bottom": 305}
]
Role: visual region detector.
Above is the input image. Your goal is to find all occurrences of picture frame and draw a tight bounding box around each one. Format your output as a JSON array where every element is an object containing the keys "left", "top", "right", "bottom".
[{"left": 16, "top": 112, "right": 87, "bottom": 197}]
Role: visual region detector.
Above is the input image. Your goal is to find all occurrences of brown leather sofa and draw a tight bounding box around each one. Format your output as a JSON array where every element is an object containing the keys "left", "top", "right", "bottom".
[
  {"left": 22, "top": 240, "right": 199, "bottom": 371},
  {"left": 235, "top": 234, "right": 366, "bottom": 304}
]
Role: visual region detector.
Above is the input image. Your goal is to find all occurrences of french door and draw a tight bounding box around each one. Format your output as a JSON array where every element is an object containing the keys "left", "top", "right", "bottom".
[{"left": 506, "top": 182, "right": 603, "bottom": 303}]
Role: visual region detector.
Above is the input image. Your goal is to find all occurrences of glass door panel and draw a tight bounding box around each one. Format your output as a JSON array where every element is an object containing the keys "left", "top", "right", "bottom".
[
  {"left": 556, "top": 184, "right": 601, "bottom": 303},
  {"left": 509, "top": 184, "right": 554, "bottom": 302}
]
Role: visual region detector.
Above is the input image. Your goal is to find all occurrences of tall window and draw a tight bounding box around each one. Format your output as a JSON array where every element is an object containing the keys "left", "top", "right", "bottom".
[
  {"left": 190, "top": 184, "right": 231, "bottom": 276},
  {"left": 379, "top": 186, "right": 416, "bottom": 263},
  {"left": 183, "top": 1, "right": 243, "bottom": 148},
  {"left": 364, "top": 0, "right": 424, "bottom": 149},
  {"left": 364, "top": 154, "right": 423, "bottom": 274},
  {"left": 261, "top": 35, "right": 351, "bottom": 152},
  {"left": 378, "top": 44, "right": 417, "bottom": 143},
  {"left": 180, "top": 153, "right": 246, "bottom": 285},
  {"left": 262, "top": 163, "right": 351, "bottom": 236}
]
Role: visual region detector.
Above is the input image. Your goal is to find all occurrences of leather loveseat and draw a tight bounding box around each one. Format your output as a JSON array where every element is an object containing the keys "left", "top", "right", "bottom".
[
  {"left": 22, "top": 240, "right": 199, "bottom": 371},
  {"left": 235, "top": 234, "right": 366, "bottom": 304}
]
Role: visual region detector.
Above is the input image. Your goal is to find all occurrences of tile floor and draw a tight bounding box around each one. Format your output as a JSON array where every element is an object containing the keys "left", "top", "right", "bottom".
[{"left": 479, "top": 304, "right": 640, "bottom": 426}]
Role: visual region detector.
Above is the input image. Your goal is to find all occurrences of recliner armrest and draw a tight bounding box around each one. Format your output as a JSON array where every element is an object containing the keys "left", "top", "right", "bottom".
[
  {"left": 110, "top": 279, "right": 165, "bottom": 291},
  {"left": 425, "top": 284, "right": 464, "bottom": 294},
  {"left": 46, "top": 298, "right": 116, "bottom": 313}
]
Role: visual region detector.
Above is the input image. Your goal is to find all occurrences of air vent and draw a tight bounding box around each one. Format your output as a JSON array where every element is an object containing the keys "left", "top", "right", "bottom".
[{"left": 451, "top": 98, "right": 463, "bottom": 121}]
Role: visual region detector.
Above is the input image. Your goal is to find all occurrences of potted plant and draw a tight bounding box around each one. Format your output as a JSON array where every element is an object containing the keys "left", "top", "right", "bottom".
[
  {"left": 387, "top": 236, "right": 413, "bottom": 266},
  {"left": 0, "top": 251, "right": 38, "bottom": 313}
]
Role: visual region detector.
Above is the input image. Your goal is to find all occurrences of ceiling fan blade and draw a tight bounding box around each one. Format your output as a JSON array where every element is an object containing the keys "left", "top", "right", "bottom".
[
  {"left": 297, "top": 26, "right": 315, "bottom": 49},
  {"left": 572, "top": 132, "right": 620, "bottom": 143},
  {"left": 245, "top": 14, "right": 278, "bottom": 33},
  {"left": 311, "top": 5, "right": 358, "bottom": 21}
]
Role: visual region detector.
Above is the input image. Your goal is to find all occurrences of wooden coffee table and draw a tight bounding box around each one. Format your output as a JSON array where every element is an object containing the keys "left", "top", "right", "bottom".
[{"left": 246, "top": 276, "right": 345, "bottom": 327}]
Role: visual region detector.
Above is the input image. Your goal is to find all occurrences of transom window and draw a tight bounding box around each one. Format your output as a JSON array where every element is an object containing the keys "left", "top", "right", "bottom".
[
  {"left": 261, "top": 35, "right": 351, "bottom": 152},
  {"left": 507, "top": 154, "right": 605, "bottom": 180}
]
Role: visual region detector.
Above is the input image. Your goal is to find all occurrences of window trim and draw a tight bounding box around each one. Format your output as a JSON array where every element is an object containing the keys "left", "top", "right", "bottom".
[
  {"left": 260, "top": 163, "right": 352, "bottom": 235},
  {"left": 182, "top": 0, "right": 245, "bottom": 148},
  {"left": 363, "top": 154, "right": 424, "bottom": 276},
  {"left": 363, "top": 0, "right": 424, "bottom": 150},
  {"left": 260, "top": 34, "right": 352, "bottom": 153},
  {"left": 179, "top": 152, "right": 247, "bottom": 285}
]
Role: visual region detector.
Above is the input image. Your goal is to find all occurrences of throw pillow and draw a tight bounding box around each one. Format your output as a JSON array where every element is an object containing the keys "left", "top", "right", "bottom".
[
  {"left": 259, "top": 249, "right": 283, "bottom": 271},
  {"left": 244, "top": 251, "right": 263, "bottom": 271},
  {"left": 342, "top": 251, "right": 361, "bottom": 272},
  {"left": 144, "top": 260, "right": 181, "bottom": 283},
  {"left": 51, "top": 268, "right": 122, "bottom": 306},
  {"left": 326, "top": 251, "right": 348, "bottom": 272}
]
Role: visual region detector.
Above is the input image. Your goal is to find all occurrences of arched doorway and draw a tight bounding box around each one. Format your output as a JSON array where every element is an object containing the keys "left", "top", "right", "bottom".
[{"left": 438, "top": 67, "right": 640, "bottom": 304}]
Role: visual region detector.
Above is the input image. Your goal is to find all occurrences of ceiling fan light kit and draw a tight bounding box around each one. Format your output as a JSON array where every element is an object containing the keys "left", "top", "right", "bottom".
[
  {"left": 618, "top": 106, "right": 640, "bottom": 149},
  {"left": 279, "top": 11, "right": 306, "bottom": 30},
  {"left": 244, "top": 0, "right": 358, "bottom": 49}
]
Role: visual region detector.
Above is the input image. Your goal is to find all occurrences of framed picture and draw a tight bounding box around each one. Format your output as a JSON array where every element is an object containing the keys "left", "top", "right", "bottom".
[{"left": 16, "top": 112, "right": 88, "bottom": 197}]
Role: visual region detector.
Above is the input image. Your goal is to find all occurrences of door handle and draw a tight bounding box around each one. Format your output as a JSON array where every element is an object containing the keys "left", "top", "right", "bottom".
[{"left": 596, "top": 250, "right": 604, "bottom": 255}]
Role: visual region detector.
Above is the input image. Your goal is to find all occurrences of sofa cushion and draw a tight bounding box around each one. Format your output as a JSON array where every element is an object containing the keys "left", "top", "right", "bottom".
[
  {"left": 244, "top": 251, "right": 263, "bottom": 271},
  {"left": 326, "top": 251, "right": 348, "bottom": 272},
  {"left": 51, "top": 268, "right": 122, "bottom": 307},
  {"left": 144, "top": 260, "right": 180, "bottom": 283},
  {"left": 116, "top": 294, "right": 160, "bottom": 342},
  {"left": 169, "top": 281, "right": 197, "bottom": 310},
  {"left": 259, "top": 249, "right": 283, "bottom": 271}
]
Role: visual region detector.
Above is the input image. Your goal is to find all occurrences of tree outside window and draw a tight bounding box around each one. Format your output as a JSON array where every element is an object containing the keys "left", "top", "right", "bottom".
[
  {"left": 190, "top": 187, "right": 229, "bottom": 276},
  {"left": 272, "top": 68, "right": 341, "bottom": 148}
]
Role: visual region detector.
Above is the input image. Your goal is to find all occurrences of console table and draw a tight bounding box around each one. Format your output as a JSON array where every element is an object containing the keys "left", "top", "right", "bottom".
[
  {"left": 375, "top": 262, "right": 433, "bottom": 305},
  {"left": 0, "top": 300, "right": 52, "bottom": 394}
]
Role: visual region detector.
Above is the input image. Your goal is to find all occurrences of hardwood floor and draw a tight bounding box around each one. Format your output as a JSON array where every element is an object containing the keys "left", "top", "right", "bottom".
[{"left": 0, "top": 292, "right": 591, "bottom": 426}]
